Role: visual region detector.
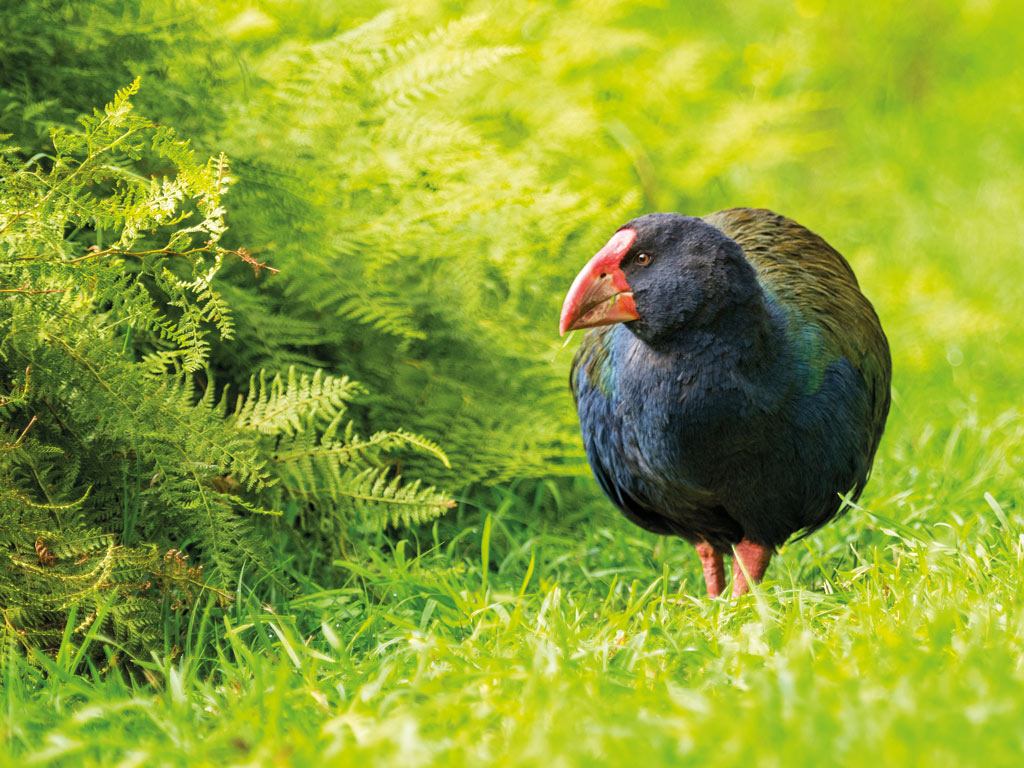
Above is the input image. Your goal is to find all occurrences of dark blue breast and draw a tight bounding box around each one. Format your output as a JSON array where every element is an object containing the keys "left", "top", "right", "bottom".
[{"left": 574, "top": 318, "right": 874, "bottom": 548}]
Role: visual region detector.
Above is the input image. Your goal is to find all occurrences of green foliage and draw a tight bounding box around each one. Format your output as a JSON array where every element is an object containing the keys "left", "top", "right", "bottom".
[
  {"left": 0, "top": 82, "right": 451, "bottom": 655},
  {"left": 230, "top": 367, "right": 454, "bottom": 534},
  {"left": 0, "top": 0, "right": 848, "bottom": 494},
  {"left": 193, "top": 1, "right": 830, "bottom": 488},
  {"left": 193, "top": 6, "right": 598, "bottom": 486},
  {"left": 0, "top": 79, "right": 249, "bottom": 652},
  {"left": 3, "top": 457, "right": 1024, "bottom": 766}
]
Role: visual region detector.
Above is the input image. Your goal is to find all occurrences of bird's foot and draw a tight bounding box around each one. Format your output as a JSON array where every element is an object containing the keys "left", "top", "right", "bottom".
[
  {"left": 731, "top": 539, "right": 773, "bottom": 597},
  {"left": 695, "top": 541, "right": 725, "bottom": 598}
]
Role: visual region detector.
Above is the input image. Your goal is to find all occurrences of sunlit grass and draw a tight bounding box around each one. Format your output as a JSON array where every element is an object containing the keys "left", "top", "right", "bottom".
[{"left": 5, "top": 421, "right": 1023, "bottom": 767}]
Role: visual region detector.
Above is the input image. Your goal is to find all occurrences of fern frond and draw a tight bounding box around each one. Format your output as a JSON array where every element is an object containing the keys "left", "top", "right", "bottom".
[
  {"left": 377, "top": 45, "right": 521, "bottom": 112},
  {"left": 340, "top": 468, "right": 455, "bottom": 530},
  {"left": 231, "top": 367, "right": 363, "bottom": 435}
]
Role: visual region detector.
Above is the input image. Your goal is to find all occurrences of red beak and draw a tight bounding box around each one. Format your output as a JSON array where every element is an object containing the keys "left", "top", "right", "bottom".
[{"left": 559, "top": 228, "right": 640, "bottom": 335}]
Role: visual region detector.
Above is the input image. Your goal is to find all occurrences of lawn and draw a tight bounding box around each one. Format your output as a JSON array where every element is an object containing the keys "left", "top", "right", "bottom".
[
  {"left": 2, "top": 1, "right": 1023, "bottom": 766},
  {"left": 6, "top": 454, "right": 1024, "bottom": 766}
]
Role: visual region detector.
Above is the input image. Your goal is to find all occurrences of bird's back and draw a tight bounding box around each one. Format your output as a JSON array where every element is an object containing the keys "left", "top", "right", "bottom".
[{"left": 702, "top": 208, "right": 891, "bottom": 474}]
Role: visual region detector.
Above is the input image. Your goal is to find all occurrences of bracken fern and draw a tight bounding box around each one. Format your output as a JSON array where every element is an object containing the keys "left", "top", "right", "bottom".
[{"left": 0, "top": 84, "right": 452, "bottom": 657}]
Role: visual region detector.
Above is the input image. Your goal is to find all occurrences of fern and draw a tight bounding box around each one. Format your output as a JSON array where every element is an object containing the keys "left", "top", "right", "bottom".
[
  {"left": 339, "top": 467, "right": 455, "bottom": 530},
  {"left": 185, "top": 7, "right": 603, "bottom": 489},
  {"left": 230, "top": 367, "right": 363, "bottom": 435},
  {"left": 0, "top": 88, "right": 454, "bottom": 658},
  {"left": 232, "top": 368, "right": 454, "bottom": 556}
]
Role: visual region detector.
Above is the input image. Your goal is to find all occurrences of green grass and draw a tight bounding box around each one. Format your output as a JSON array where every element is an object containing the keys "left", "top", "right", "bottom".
[
  {"left": 4, "top": 424, "right": 1024, "bottom": 767},
  {"left": 4, "top": 0, "right": 1024, "bottom": 765}
]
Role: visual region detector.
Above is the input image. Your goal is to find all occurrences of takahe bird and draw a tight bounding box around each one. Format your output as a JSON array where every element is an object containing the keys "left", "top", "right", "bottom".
[{"left": 560, "top": 208, "right": 890, "bottom": 597}]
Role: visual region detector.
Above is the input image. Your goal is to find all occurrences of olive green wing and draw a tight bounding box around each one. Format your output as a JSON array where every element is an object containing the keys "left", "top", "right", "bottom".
[{"left": 703, "top": 207, "right": 892, "bottom": 462}]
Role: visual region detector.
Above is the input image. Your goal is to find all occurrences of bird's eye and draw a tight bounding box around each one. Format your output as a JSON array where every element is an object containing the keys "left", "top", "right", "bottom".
[{"left": 636, "top": 253, "right": 651, "bottom": 266}]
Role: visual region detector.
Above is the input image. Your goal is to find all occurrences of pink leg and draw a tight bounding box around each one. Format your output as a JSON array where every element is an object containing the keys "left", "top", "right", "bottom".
[
  {"left": 695, "top": 541, "right": 726, "bottom": 598},
  {"left": 731, "top": 539, "right": 773, "bottom": 597}
]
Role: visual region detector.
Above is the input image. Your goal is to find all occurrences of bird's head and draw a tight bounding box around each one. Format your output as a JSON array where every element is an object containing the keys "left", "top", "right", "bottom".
[{"left": 559, "top": 213, "right": 757, "bottom": 347}]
